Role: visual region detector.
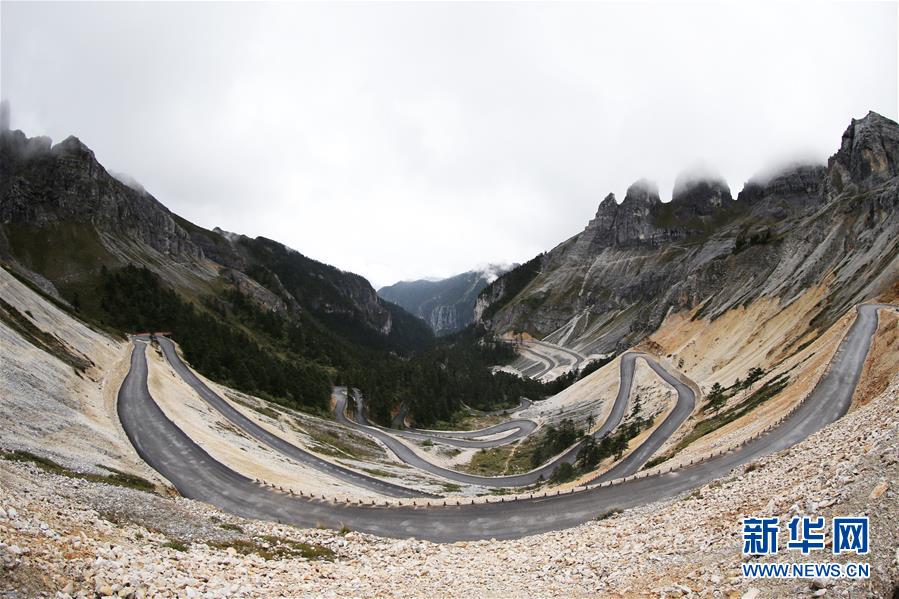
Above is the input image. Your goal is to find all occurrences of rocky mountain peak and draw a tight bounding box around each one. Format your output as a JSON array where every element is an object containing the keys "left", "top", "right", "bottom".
[
  {"left": 829, "top": 110, "right": 899, "bottom": 192},
  {"left": 50, "top": 136, "right": 100, "bottom": 173},
  {"left": 0, "top": 129, "right": 52, "bottom": 158},
  {"left": 622, "top": 179, "right": 661, "bottom": 207},
  {"left": 478, "top": 110, "right": 899, "bottom": 358},
  {"left": 736, "top": 163, "right": 826, "bottom": 219},
  {"left": 598, "top": 192, "right": 617, "bottom": 210},
  {"left": 1, "top": 129, "right": 202, "bottom": 262},
  {"left": 50, "top": 135, "right": 105, "bottom": 181},
  {"left": 212, "top": 226, "right": 244, "bottom": 243},
  {"left": 51, "top": 135, "right": 93, "bottom": 157},
  {"left": 1, "top": 126, "right": 434, "bottom": 355},
  {"left": 578, "top": 179, "right": 672, "bottom": 248},
  {"left": 591, "top": 193, "right": 618, "bottom": 228},
  {"left": 670, "top": 173, "right": 732, "bottom": 217}
]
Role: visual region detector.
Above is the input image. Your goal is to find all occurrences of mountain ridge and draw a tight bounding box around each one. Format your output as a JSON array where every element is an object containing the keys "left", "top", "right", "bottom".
[
  {"left": 0, "top": 127, "right": 431, "bottom": 352},
  {"left": 378, "top": 265, "right": 512, "bottom": 335},
  {"left": 0, "top": 125, "right": 436, "bottom": 417},
  {"left": 475, "top": 111, "right": 899, "bottom": 356}
]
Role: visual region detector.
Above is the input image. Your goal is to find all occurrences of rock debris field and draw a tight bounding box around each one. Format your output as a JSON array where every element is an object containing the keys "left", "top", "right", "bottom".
[{"left": 2, "top": 375, "right": 897, "bottom": 598}]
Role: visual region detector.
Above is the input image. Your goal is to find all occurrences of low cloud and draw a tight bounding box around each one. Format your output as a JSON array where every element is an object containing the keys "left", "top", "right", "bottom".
[{"left": 2, "top": 2, "right": 895, "bottom": 287}]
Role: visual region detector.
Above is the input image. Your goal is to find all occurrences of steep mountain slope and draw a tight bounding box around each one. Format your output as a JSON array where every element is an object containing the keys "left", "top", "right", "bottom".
[
  {"left": 0, "top": 126, "right": 433, "bottom": 413},
  {"left": 378, "top": 265, "right": 510, "bottom": 335},
  {"left": 0, "top": 124, "right": 552, "bottom": 427},
  {"left": 476, "top": 111, "right": 899, "bottom": 354},
  {"left": 0, "top": 127, "right": 432, "bottom": 352}
]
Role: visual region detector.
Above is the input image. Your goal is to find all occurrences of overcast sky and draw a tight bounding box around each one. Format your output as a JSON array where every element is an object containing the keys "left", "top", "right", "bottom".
[{"left": 2, "top": 2, "right": 896, "bottom": 287}]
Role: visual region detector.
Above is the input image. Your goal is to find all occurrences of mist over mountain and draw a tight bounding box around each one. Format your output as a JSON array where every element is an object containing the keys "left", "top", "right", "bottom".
[
  {"left": 378, "top": 265, "right": 512, "bottom": 335},
  {"left": 476, "top": 111, "right": 899, "bottom": 355},
  {"left": 0, "top": 124, "right": 565, "bottom": 426},
  {"left": 1, "top": 1, "right": 897, "bottom": 593},
  {"left": 0, "top": 125, "right": 436, "bottom": 415},
  {"left": 2, "top": 108, "right": 898, "bottom": 596}
]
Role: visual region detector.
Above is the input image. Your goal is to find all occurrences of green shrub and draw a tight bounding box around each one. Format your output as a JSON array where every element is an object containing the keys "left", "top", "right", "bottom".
[{"left": 163, "top": 540, "right": 189, "bottom": 552}]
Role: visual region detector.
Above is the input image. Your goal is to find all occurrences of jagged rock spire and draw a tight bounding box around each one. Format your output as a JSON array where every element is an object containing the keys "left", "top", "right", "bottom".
[
  {"left": 828, "top": 111, "right": 899, "bottom": 191},
  {"left": 670, "top": 171, "right": 732, "bottom": 217}
]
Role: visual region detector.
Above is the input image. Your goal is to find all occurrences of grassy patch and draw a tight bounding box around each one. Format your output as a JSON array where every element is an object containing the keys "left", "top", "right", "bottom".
[
  {"left": 504, "top": 431, "right": 546, "bottom": 473},
  {"left": 162, "top": 540, "right": 189, "bottom": 552},
  {"left": 2, "top": 223, "right": 129, "bottom": 326},
  {"left": 1, "top": 263, "right": 124, "bottom": 339},
  {"left": 642, "top": 455, "right": 671, "bottom": 470},
  {"left": 2, "top": 450, "right": 156, "bottom": 493},
  {"left": 3, "top": 222, "right": 117, "bottom": 286},
  {"left": 211, "top": 535, "right": 335, "bottom": 561},
  {"left": 441, "top": 482, "right": 463, "bottom": 493},
  {"left": 359, "top": 467, "right": 393, "bottom": 478},
  {"left": 462, "top": 446, "right": 515, "bottom": 476},
  {"left": 96, "top": 465, "right": 157, "bottom": 492},
  {"left": 294, "top": 421, "right": 385, "bottom": 461},
  {"left": 673, "top": 374, "right": 790, "bottom": 453}
]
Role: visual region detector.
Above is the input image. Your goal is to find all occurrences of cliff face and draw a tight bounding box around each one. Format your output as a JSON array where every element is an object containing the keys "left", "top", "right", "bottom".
[
  {"left": 0, "top": 132, "right": 202, "bottom": 264},
  {"left": 378, "top": 266, "right": 509, "bottom": 336},
  {"left": 736, "top": 164, "right": 826, "bottom": 220},
  {"left": 0, "top": 128, "right": 431, "bottom": 352},
  {"left": 477, "top": 112, "right": 899, "bottom": 354},
  {"left": 829, "top": 111, "right": 899, "bottom": 191}
]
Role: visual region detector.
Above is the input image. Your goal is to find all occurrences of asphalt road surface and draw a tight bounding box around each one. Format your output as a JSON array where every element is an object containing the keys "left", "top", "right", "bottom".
[
  {"left": 344, "top": 392, "right": 537, "bottom": 448},
  {"left": 530, "top": 339, "right": 586, "bottom": 372},
  {"left": 473, "top": 397, "right": 533, "bottom": 417},
  {"left": 375, "top": 419, "right": 538, "bottom": 449},
  {"left": 116, "top": 304, "right": 890, "bottom": 542},
  {"left": 588, "top": 356, "right": 696, "bottom": 482},
  {"left": 154, "top": 337, "right": 427, "bottom": 498},
  {"left": 389, "top": 399, "right": 535, "bottom": 445},
  {"left": 516, "top": 346, "right": 555, "bottom": 378},
  {"left": 514, "top": 339, "right": 586, "bottom": 379}
]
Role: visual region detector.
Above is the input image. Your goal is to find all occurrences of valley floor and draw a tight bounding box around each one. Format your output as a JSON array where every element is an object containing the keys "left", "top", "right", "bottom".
[{"left": 2, "top": 372, "right": 897, "bottom": 598}]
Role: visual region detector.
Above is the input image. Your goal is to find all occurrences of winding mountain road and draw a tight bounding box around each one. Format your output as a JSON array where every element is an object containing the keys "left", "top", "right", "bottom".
[
  {"left": 513, "top": 339, "right": 587, "bottom": 379},
  {"left": 116, "top": 304, "right": 891, "bottom": 542},
  {"left": 472, "top": 397, "right": 533, "bottom": 416},
  {"left": 588, "top": 356, "right": 696, "bottom": 482},
  {"left": 334, "top": 389, "right": 552, "bottom": 486},
  {"left": 338, "top": 352, "right": 694, "bottom": 485},
  {"left": 531, "top": 339, "right": 586, "bottom": 372},
  {"left": 372, "top": 418, "right": 538, "bottom": 449},
  {"left": 516, "top": 346, "right": 555, "bottom": 378},
  {"left": 344, "top": 392, "right": 536, "bottom": 448},
  {"left": 389, "top": 398, "right": 534, "bottom": 443},
  {"left": 154, "top": 337, "right": 427, "bottom": 498}
]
